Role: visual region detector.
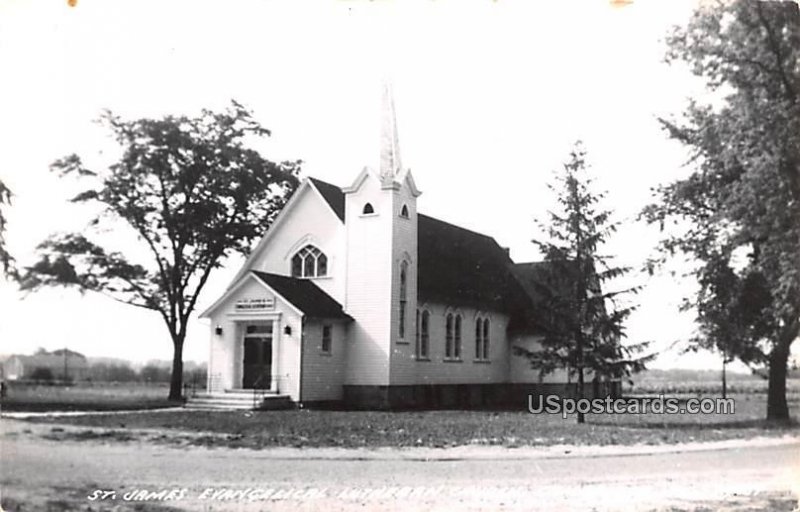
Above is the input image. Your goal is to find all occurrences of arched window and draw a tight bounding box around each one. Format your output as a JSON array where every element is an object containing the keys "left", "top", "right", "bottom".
[
  {"left": 418, "top": 310, "right": 430, "bottom": 359},
  {"left": 483, "top": 318, "right": 490, "bottom": 360},
  {"left": 445, "top": 313, "right": 454, "bottom": 358},
  {"left": 400, "top": 204, "right": 409, "bottom": 218},
  {"left": 475, "top": 318, "right": 483, "bottom": 360},
  {"left": 475, "top": 317, "right": 490, "bottom": 360},
  {"left": 291, "top": 254, "right": 302, "bottom": 277},
  {"left": 415, "top": 309, "right": 420, "bottom": 350},
  {"left": 291, "top": 245, "right": 328, "bottom": 278},
  {"left": 454, "top": 315, "right": 462, "bottom": 359},
  {"left": 362, "top": 203, "right": 375, "bottom": 215},
  {"left": 318, "top": 253, "right": 328, "bottom": 275},
  {"left": 399, "top": 261, "right": 408, "bottom": 339}
]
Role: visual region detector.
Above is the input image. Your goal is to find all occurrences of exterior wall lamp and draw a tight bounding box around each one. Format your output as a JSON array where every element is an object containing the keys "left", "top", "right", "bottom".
[{"left": 214, "top": 325, "right": 223, "bottom": 336}]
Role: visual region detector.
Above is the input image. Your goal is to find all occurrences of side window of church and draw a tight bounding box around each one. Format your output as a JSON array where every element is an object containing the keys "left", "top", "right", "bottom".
[
  {"left": 445, "top": 314, "right": 454, "bottom": 358},
  {"left": 362, "top": 203, "right": 375, "bottom": 215},
  {"left": 483, "top": 319, "right": 490, "bottom": 360},
  {"left": 475, "top": 318, "right": 483, "bottom": 360},
  {"left": 321, "top": 325, "right": 332, "bottom": 354},
  {"left": 415, "top": 309, "right": 420, "bottom": 351},
  {"left": 400, "top": 204, "right": 409, "bottom": 218},
  {"left": 454, "top": 314, "right": 462, "bottom": 359},
  {"left": 291, "top": 245, "right": 328, "bottom": 278},
  {"left": 445, "top": 313, "right": 463, "bottom": 360},
  {"left": 418, "top": 310, "right": 430, "bottom": 360},
  {"left": 475, "top": 317, "right": 490, "bottom": 361},
  {"left": 399, "top": 261, "right": 408, "bottom": 339}
]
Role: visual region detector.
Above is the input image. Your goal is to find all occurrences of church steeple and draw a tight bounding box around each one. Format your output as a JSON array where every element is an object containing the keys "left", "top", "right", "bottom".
[
  {"left": 343, "top": 79, "right": 420, "bottom": 197},
  {"left": 342, "top": 77, "right": 421, "bottom": 393},
  {"left": 379, "top": 80, "right": 403, "bottom": 180}
]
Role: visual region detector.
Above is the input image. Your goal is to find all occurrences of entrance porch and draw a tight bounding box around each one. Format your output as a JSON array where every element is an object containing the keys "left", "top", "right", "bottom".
[
  {"left": 200, "top": 270, "right": 351, "bottom": 408},
  {"left": 205, "top": 309, "right": 302, "bottom": 402}
]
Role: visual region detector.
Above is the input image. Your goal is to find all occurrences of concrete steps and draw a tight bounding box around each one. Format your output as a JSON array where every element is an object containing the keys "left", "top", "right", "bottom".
[{"left": 185, "top": 389, "right": 293, "bottom": 410}]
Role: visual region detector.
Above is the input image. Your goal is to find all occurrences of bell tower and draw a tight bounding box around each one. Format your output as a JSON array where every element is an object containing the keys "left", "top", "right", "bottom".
[{"left": 343, "top": 80, "right": 422, "bottom": 397}]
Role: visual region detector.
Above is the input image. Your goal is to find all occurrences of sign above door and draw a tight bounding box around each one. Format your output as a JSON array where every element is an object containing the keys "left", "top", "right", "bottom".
[{"left": 235, "top": 297, "right": 275, "bottom": 311}]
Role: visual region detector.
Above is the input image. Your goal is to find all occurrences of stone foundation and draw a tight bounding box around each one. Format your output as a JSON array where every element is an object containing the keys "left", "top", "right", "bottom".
[{"left": 327, "top": 381, "right": 621, "bottom": 410}]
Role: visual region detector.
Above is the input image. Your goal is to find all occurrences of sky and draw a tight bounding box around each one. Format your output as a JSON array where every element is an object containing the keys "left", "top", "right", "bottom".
[{"left": 0, "top": 0, "right": 778, "bottom": 371}]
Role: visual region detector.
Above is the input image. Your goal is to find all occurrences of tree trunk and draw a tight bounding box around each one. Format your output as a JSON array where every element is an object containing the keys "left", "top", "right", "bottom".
[
  {"left": 721, "top": 358, "right": 727, "bottom": 400},
  {"left": 576, "top": 329, "right": 585, "bottom": 424},
  {"left": 576, "top": 365, "right": 585, "bottom": 424},
  {"left": 766, "top": 336, "right": 791, "bottom": 421},
  {"left": 168, "top": 336, "right": 185, "bottom": 401}
]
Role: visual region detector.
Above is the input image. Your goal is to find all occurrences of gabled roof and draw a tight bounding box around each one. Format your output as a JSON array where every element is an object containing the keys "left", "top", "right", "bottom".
[
  {"left": 226, "top": 178, "right": 344, "bottom": 291},
  {"left": 252, "top": 271, "right": 352, "bottom": 320},
  {"left": 418, "top": 214, "right": 535, "bottom": 328},
  {"left": 309, "top": 177, "right": 345, "bottom": 222},
  {"left": 511, "top": 262, "right": 558, "bottom": 329},
  {"left": 303, "top": 177, "right": 537, "bottom": 325},
  {"left": 511, "top": 261, "right": 553, "bottom": 304},
  {"left": 513, "top": 260, "right": 609, "bottom": 332},
  {"left": 513, "top": 260, "right": 596, "bottom": 301}
]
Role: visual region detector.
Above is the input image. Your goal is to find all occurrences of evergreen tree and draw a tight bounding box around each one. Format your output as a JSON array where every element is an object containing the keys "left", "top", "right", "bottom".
[{"left": 517, "top": 142, "right": 651, "bottom": 423}]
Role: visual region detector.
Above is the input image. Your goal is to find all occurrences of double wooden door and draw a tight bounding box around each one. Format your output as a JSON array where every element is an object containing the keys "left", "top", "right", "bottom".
[{"left": 242, "top": 323, "right": 273, "bottom": 389}]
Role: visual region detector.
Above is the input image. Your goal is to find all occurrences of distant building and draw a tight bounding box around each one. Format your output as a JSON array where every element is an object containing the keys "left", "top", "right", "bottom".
[{"left": 1, "top": 349, "right": 88, "bottom": 381}]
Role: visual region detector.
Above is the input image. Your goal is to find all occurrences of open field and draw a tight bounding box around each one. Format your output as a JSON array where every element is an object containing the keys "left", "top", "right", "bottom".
[
  {"left": 0, "top": 382, "right": 175, "bottom": 412},
  {"left": 23, "top": 392, "right": 799, "bottom": 449},
  {"left": 624, "top": 375, "right": 800, "bottom": 395}
]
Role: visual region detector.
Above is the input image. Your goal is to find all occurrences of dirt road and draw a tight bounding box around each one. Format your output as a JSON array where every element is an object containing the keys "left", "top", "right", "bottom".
[{"left": 2, "top": 419, "right": 798, "bottom": 511}]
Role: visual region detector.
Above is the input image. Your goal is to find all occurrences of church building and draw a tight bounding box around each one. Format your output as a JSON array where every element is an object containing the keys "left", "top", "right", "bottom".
[{"left": 198, "top": 86, "right": 600, "bottom": 409}]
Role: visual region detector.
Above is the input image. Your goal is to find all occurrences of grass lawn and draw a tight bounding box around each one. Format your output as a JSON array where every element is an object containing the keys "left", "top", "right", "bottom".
[
  {"left": 22, "top": 392, "right": 799, "bottom": 449},
  {"left": 0, "top": 382, "right": 176, "bottom": 412}
]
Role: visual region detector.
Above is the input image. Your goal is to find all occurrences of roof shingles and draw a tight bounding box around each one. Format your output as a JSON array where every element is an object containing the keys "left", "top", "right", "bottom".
[
  {"left": 417, "top": 214, "right": 530, "bottom": 314},
  {"left": 309, "top": 177, "right": 345, "bottom": 222},
  {"left": 252, "top": 271, "right": 351, "bottom": 320},
  {"left": 298, "top": 177, "right": 538, "bottom": 329}
]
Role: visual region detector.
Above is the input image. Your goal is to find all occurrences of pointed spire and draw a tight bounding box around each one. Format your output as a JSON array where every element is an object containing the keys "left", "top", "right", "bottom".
[{"left": 380, "top": 79, "right": 403, "bottom": 179}]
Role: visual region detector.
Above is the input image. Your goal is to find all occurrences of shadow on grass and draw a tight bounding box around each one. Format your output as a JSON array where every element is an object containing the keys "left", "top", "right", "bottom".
[{"left": 41, "top": 427, "right": 139, "bottom": 443}]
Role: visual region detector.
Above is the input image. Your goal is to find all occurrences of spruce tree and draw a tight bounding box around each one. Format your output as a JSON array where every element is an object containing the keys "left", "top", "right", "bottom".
[{"left": 518, "top": 142, "right": 651, "bottom": 423}]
